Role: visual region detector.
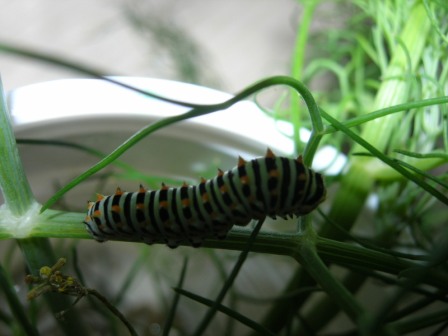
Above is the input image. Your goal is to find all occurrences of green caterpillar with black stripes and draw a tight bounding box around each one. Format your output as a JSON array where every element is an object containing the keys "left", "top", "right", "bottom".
[{"left": 84, "top": 149, "right": 326, "bottom": 248}]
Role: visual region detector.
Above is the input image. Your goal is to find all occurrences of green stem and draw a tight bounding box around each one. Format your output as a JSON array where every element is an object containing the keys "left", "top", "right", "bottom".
[
  {"left": 321, "top": 96, "right": 448, "bottom": 136},
  {"left": 88, "top": 289, "right": 138, "bottom": 336},
  {"left": 0, "top": 263, "right": 39, "bottom": 336},
  {"left": 192, "top": 219, "right": 265, "bottom": 336},
  {"left": 163, "top": 257, "right": 188, "bottom": 336},
  {"left": 290, "top": 0, "right": 319, "bottom": 151},
  {"left": 174, "top": 288, "right": 276, "bottom": 336},
  {"left": 388, "top": 307, "right": 448, "bottom": 334},
  {"left": 356, "top": 5, "right": 431, "bottom": 152},
  {"left": 295, "top": 229, "right": 370, "bottom": 331},
  {"left": 0, "top": 78, "right": 35, "bottom": 215},
  {"left": 7, "top": 204, "right": 448, "bottom": 292},
  {"left": 0, "top": 78, "right": 88, "bottom": 335},
  {"left": 28, "top": 215, "right": 448, "bottom": 291},
  {"left": 297, "top": 5, "right": 433, "bottom": 332},
  {"left": 298, "top": 272, "right": 366, "bottom": 332},
  {"left": 29, "top": 210, "right": 89, "bottom": 239},
  {"left": 324, "top": 1, "right": 432, "bottom": 237}
]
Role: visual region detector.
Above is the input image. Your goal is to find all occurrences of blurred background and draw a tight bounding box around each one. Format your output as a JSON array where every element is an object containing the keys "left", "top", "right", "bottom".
[{"left": 0, "top": 0, "right": 308, "bottom": 93}]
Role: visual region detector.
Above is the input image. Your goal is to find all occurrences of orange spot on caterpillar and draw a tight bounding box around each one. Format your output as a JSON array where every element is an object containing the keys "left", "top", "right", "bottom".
[
  {"left": 159, "top": 201, "right": 169, "bottom": 208},
  {"left": 139, "top": 184, "right": 146, "bottom": 193},
  {"left": 182, "top": 181, "right": 189, "bottom": 187},
  {"left": 265, "top": 148, "right": 276, "bottom": 158},
  {"left": 296, "top": 155, "right": 304, "bottom": 164},
  {"left": 217, "top": 168, "right": 224, "bottom": 176},
  {"left": 93, "top": 210, "right": 102, "bottom": 218},
  {"left": 298, "top": 173, "right": 307, "bottom": 181},
  {"left": 200, "top": 177, "right": 207, "bottom": 184},
  {"left": 115, "top": 187, "right": 123, "bottom": 196},
  {"left": 111, "top": 205, "right": 121, "bottom": 213},
  {"left": 161, "top": 183, "right": 169, "bottom": 190},
  {"left": 238, "top": 156, "right": 246, "bottom": 167},
  {"left": 96, "top": 194, "right": 104, "bottom": 202},
  {"left": 136, "top": 203, "right": 145, "bottom": 210},
  {"left": 240, "top": 175, "right": 249, "bottom": 184}
]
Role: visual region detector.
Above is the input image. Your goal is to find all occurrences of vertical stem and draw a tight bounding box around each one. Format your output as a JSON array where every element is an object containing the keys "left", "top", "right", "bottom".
[
  {"left": 0, "top": 79, "right": 88, "bottom": 335},
  {"left": 355, "top": 5, "right": 430, "bottom": 151},
  {"left": 0, "top": 263, "right": 39, "bottom": 336},
  {"left": 0, "top": 77, "right": 35, "bottom": 215},
  {"left": 260, "top": 3, "right": 433, "bottom": 334},
  {"left": 297, "top": 238, "right": 364, "bottom": 324},
  {"left": 290, "top": 0, "right": 319, "bottom": 153},
  {"left": 291, "top": 1, "right": 317, "bottom": 80},
  {"left": 303, "top": 2, "right": 433, "bottom": 333},
  {"left": 323, "top": 1, "right": 432, "bottom": 234}
]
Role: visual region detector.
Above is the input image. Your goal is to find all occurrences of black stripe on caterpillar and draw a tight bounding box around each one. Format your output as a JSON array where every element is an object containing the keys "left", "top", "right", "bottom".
[{"left": 84, "top": 149, "right": 326, "bottom": 248}]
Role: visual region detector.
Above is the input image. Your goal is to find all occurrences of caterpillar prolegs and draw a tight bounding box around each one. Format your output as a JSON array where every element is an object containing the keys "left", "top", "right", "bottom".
[{"left": 84, "top": 149, "right": 326, "bottom": 248}]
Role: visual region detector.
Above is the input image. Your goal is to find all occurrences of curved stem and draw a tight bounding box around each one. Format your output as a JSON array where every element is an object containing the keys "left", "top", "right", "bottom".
[
  {"left": 295, "top": 228, "right": 367, "bottom": 331},
  {"left": 41, "top": 75, "right": 323, "bottom": 212}
]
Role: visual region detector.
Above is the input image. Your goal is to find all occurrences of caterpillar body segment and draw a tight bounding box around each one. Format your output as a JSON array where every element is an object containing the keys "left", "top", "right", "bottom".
[{"left": 84, "top": 149, "right": 326, "bottom": 248}]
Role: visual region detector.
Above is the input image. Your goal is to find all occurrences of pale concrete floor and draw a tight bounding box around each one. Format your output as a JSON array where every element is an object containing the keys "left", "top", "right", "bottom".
[{"left": 0, "top": 0, "right": 300, "bottom": 93}]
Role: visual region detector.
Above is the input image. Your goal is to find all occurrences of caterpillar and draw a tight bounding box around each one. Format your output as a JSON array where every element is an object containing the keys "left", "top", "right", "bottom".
[{"left": 84, "top": 149, "right": 326, "bottom": 248}]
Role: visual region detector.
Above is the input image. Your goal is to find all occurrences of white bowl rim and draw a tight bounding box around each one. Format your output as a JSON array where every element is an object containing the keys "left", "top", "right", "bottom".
[{"left": 9, "top": 77, "right": 294, "bottom": 155}]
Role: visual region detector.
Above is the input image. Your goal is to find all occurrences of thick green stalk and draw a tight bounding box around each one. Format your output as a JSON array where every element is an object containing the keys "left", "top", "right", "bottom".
[
  {"left": 0, "top": 78, "right": 88, "bottom": 335},
  {"left": 0, "top": 78, "right": 35, "bottom": 215},
  {"left": 0, "top": 263, "right": 39, "bottom": 336},
  {"left": 322, "top": 2, "right": 431, "bottom": 238},
  {"left": 260, "top": 3, "right": 433, "bottom": 334},
  {"left": 358, "top": 4, "right": 430, "bottom": 151},
  {"left": 301, "top": 2, "right": 433, "bottom": 333}
]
